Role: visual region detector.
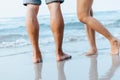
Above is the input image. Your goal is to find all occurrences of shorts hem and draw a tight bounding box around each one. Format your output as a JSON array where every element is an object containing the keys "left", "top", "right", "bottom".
[{"left": 46, "top": 0, "right": 64, "bottom": 4}]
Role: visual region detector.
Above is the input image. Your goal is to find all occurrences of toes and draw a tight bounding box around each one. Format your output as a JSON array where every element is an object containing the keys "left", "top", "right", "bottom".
[
  {"left": 34, "top": 59, "right": 43, "bottom": 63},
  {"left": 86, "top": 53, "right": 97, "bottom": 56},
  {"left": 85, "top": 52, "right": 98, "bottom": 56},
  {"left": 110, "top": 51, "right": 119, "bottom": 55},
  {"left": 57, "top": 54, "right": 72, "bottom": 62},
  {"left": 111, "top": 40, "right": 120, "bottom": 55},
  {"left": 65, "top": 55, "right": 72, "bottom": 60}
]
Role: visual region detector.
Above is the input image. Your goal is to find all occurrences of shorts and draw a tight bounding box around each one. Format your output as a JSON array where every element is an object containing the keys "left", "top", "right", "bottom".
[{"left": 23, "top": 0, "right": 64, "bottom": 6}]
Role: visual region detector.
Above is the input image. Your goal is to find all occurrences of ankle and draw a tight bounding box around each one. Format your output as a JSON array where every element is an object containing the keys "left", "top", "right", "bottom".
[
  {"left": 111, "top": 40, "right": 118, "bottom": 47},
  {"left": 109, "top": 37, "right": 118, "bottom": 44},
  {"left": 33, "top": 50, "right": 41, "bottom": 57},
  {"left": 89, "top": 48, "right": 97, "bottom": 53},
  {"left": 56, "top": 50, "right": 64, "bottom": 56}
]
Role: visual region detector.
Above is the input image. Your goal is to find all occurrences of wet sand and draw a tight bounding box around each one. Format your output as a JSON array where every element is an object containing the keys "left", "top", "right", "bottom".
[{"left": 0, "top": 49, "right": 120, "bottom": 80}]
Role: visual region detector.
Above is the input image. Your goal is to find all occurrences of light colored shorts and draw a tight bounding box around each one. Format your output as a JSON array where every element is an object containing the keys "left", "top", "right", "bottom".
[{"left": 23, "top": 0, "right": 64, "bottom": 6}]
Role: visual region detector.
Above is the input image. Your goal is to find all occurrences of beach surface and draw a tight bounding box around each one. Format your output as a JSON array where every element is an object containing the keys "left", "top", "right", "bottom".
[{"left": 0, "top": 48, "right": 120, "bottom": 80}]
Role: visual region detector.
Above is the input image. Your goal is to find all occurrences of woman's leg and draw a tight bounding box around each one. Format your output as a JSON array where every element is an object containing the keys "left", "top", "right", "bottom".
[
  {"left": 85, "top": 9, "right": 97, "bottom": 55},
  {"left": 77, "top": 0, "right": 120, "bottom": 55}
]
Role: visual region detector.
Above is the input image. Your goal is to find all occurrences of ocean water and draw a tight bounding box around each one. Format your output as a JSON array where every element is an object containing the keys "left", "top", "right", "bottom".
[{"left": 0, "top": 10, "right": 120, "bottom": 56}]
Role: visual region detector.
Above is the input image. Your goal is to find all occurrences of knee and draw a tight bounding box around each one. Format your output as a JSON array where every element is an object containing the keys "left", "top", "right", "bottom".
[
  {"left": 48, "top": 3, "right": 62, "bottom": 20},
  {"left": 27, "top": 4, "right": 39, "bottom": 16},
  {"left": 77, "top": 13, "right": 88, "bottom": 23},
  {"left": 48, "top": 3, "right": 60, "bottom": 13}
]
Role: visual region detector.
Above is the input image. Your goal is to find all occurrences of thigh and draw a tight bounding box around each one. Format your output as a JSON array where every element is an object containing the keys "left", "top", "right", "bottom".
[{"left": 77, "top": 0, "right": 93, "bottom": 14}]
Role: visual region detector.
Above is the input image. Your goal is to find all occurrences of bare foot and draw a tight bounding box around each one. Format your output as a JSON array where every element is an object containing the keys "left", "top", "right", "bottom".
[
  {"left": 56, "top": 53, "right": 71, "bottom": 62},
  {"left": 110, "top": 39, "right": 120, "bottom": 55},
  {"left": 85, "top": 49, "right": 97, "bottom": 56},
  {"left": 33, "top": 51, "right": 42, "bottom": 63}
]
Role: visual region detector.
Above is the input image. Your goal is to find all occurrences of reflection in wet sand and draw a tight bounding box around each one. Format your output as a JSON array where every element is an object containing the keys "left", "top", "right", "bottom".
[
  {"left": 34, "top": 63, "right": 43, "bottom": 80},
  {"left": 34, "top": 61, "right": 67, "bottom": 80},
  {"left": 33, "top": 55, "right": 120, "bottom": 80},
  {"left": 88, "top": 55, "right": 120, "bottom": 80},
  {"left": 88, "top": 55, "right": 98, "bottom": 80},
  {"left": 100, "top": 55, "right": 120, "bottom": 80},
  {"left": 57, "top": 61, "right": 66, "bottom": 80}
]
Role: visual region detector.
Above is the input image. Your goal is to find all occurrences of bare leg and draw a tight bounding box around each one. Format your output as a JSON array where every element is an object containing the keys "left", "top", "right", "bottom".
[
  {"left": 85, "top": 9, "right": 97, "bottom": 56},
  {"left": 26, "top": 4, "right": 42, "bottom": 63},
  {"left": 77, "top": 0, "right": 120, "bottom": 55},
  {"left": 48, "top": 2, "right": 71, "bottom": 61}
]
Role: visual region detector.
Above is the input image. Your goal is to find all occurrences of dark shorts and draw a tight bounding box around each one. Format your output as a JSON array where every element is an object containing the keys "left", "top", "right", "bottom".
[{"left": 23, "top": 0, "right": 64, "bottom": 6}]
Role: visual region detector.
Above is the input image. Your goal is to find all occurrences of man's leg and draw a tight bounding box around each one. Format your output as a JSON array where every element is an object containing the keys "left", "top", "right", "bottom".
[
  {"left": 47, "top": 2, "right": 71, "bottom": 61},
  {"left": 26, "top": 4, "right": 42, "bottom": 63},
  {"left": 85, "top": 9, "right": 97, "bottom": 56},
  {"left": 77, "top": 0, "right": 120, "bottom": 55}
]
